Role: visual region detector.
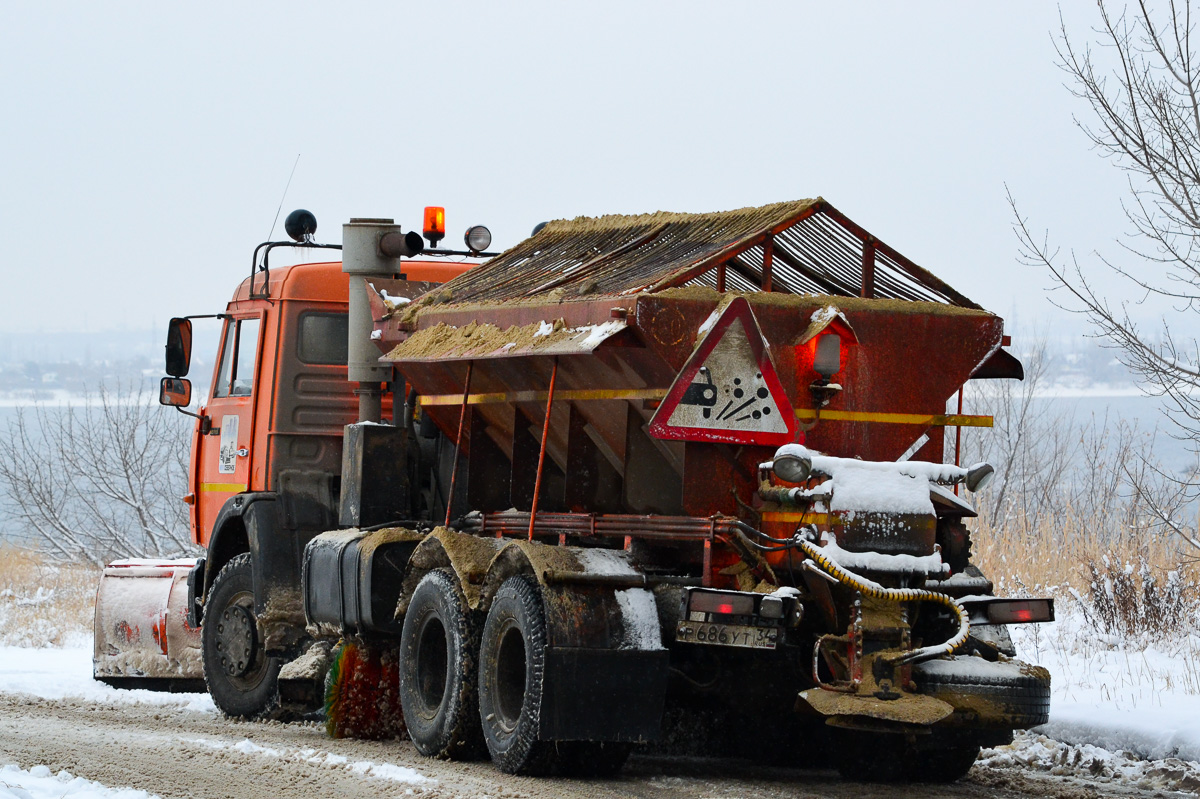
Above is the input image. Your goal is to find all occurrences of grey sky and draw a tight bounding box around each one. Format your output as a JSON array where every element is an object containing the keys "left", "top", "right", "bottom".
[{"left": 0, "top": 3, "right": 1141, "bottom": 340}]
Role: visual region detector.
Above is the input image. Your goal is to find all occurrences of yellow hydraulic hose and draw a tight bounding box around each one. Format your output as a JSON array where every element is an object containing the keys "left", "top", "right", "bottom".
[{"left": 795, "top": 536, "right": 969, "bottom": 664}]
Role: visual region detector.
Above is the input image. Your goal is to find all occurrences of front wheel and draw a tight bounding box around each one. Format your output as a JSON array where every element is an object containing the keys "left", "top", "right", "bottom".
[{"left": 201, "top": 553, "right": 281, "bottom": 718}]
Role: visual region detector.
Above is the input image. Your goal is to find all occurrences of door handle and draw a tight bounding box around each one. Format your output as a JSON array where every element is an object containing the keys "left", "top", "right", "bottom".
[{"left": 236, "top": 448, "right": 249, "bottom": 457}]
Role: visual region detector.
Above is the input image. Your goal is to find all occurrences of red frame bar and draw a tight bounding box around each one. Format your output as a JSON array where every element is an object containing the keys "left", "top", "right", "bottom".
[
  {"left": 445, "top": 360, "right": 474, "bottom": 526},
  {"left": 528, "top": 357, "right": 559, "bottom": 540}
]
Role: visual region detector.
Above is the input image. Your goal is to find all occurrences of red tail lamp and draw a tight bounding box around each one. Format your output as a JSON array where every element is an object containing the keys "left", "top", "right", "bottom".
[
  {"left": 985, "top": 599, "right": 1054, "bottom": 624},
  {"left": 689, "top": 590, "right": 755, "bottom": 616}
]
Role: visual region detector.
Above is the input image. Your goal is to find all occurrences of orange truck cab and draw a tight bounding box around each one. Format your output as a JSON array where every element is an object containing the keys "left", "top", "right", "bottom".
[
  {"left": 94, "top": 210, "right": 485, "bottom": 710},
  {"left": 190, "top": 257, "right": 472, "bottom": 642}
]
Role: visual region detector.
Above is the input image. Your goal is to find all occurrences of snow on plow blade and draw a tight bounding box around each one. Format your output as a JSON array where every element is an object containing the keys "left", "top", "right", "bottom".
[{"left": 93, "top": 559, "right": 204, "bottom": 691}]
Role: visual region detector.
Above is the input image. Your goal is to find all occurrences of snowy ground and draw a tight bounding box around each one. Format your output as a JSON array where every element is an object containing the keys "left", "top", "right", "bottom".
[
  {"left": 0, "top": 764, "right": 159, "bottom": 799},
  {"left": 1, "top": 605, "right": 1200, "bottom": 796},
  {"left": 1012, "top": 608, "right": 1200, "bottom": 763},
  {"left": 0, "top": 646, "right": 213, "bottom": 713}
]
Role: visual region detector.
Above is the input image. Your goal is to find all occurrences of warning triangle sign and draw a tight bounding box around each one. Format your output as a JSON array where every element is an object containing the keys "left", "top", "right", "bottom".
[{"left": 650, "top": 298, "right": 797, "bottom": 446}]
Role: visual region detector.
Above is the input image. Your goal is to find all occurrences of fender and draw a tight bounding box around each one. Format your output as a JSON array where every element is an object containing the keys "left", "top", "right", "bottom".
[
  {"left": 398, "top": 528, "right": 504, "bottom": 615},
  {"left": 197, "top": 493, "right": 275, "bottom": 594},
  {"left": 190, "top": 493, "right": 278, "bottom": 624},
  {"left": 194, "top": 492, "right": 309, "bottom": 654}
]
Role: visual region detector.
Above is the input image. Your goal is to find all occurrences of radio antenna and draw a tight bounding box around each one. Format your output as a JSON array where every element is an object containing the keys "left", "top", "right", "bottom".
[{"left": 267, "top": 154, "right": 301, "bottom": 241}]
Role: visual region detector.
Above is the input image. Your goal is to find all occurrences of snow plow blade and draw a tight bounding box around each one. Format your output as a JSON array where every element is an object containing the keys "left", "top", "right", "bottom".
[{"left": 93, "top": 559, "right": 204, "bottom": 691}]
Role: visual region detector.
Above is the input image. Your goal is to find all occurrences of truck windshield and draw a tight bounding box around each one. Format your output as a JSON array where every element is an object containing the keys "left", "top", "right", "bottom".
[{"left": 213, "top": 317, "right": 261, "bottom": 399}]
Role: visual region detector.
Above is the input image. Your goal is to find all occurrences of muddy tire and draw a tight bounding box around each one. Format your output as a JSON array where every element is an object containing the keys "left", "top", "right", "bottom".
[
  {"left": 201, "top": 553, "right": 282, "bottom": 719},
  {"left": 835, "top": 731, "right": 979, "bottom": 783},
  {"left": 398, "top": 568, "right": 486, "bottom": 759},
  {"left": 911, "top": 744, "right": 981, "bottom": 783},
  {"left": 915, "top": 658, "right": 1051, "bottom": 728},
  {"left": 834, "top": 731, "right": 909, "bottom": 782},
  {"left": 478, "top": 575, "right": 560, "bottom": 775}
]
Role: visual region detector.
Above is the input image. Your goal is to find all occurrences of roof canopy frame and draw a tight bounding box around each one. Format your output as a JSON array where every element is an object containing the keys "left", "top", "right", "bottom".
[{"left": 427, "top": 199, "right": 981, "bottom": 309}]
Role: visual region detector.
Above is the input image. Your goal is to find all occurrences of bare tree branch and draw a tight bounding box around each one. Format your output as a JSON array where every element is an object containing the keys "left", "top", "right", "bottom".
[{"left": 0, "top": 383, "right": 196, "bottom": 565}]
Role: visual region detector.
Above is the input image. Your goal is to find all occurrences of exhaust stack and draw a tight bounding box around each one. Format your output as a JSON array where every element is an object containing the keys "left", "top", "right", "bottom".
[{"left": 342, "top": 218, "right": 404, "bottom": 422}]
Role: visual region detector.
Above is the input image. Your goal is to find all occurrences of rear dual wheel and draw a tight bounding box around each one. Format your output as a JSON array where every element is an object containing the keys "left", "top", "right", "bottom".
[
  {"left": 398, "top": 568, "right": 486, "bottom": 760},
  {"left": 477, "top": 575, "right": 631, "bottom": 777}
]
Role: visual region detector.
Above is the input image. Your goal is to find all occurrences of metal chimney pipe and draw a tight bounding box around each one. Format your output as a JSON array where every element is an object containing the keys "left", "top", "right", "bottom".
[{"left": 342, "top": 218, "right": 403, "bottom": 422}]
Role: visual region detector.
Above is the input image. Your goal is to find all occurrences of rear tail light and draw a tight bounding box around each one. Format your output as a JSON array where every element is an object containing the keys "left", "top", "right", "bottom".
[
  {"left": 689, "top": 590, "right": 755, "bottom": 616},
  {"left": 985, "top": 598, "right": 1054, "bottom": 624}
]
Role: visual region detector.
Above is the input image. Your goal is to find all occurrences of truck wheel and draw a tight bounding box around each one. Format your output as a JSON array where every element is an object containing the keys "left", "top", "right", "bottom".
[
  {"left": 477, "top": 575, "right": 559, "bottom": 775},
  {"left": 201, "top": 553, "right": 282, "bottom": 718},
  {"left": 910, "top": 744, "right": 981, "bottom": 783},
  {"left": 398, "top": 568, "right": 486, "bottom": 759},
  {"left": 835, "top": 731, "right": 979, "bottom": 783},
  {"left": 834, "top": 731, "right": 909, "bottom": 782}
]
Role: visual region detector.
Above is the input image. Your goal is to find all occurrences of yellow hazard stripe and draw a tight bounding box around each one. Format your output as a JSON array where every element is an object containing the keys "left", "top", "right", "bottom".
[
  {"left": 199, "top": 482, "right": 247, "bottom": 493},
  {"left": 761, "top": 511, "right": 831, "bottom": 525},
  {"left": 795, "top": 409, "right": 992, "bottom": 427},
  {"left": 420, "top": 388, "right": 668, "bottom": 406}
]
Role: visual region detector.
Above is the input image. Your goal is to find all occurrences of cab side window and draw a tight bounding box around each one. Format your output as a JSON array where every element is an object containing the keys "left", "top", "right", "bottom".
[
  {"left": 297, "top": 312, "right": 349, "bottom": 365},
  {"left": 213, "top": 317, "right": 261, "bottom": 399}
]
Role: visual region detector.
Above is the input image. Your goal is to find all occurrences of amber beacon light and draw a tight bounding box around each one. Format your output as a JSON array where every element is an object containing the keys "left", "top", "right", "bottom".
[{"left": 423, "top": 206, "right": 446, "bottom": 248}]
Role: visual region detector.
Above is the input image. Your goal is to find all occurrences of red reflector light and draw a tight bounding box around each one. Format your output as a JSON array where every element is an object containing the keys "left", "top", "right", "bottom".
[
  {"left": 690, "top": 590, "right": 755, "bottom": 616},
  {"left": 986, "top": 599, "right": 1054, "bottom": 624}
]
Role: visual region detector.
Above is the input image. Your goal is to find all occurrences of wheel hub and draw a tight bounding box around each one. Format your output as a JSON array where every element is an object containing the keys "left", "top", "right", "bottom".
[{"left": 215, "top": 603, "right": 257, "bottom": 678}]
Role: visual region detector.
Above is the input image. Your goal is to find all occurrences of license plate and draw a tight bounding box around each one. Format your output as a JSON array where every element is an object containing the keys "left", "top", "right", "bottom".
[{"left": 675, "top": 621, "right": 778, "bottom": 650}]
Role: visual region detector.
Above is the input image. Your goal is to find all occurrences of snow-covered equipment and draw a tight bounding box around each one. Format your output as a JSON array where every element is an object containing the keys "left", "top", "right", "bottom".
[
  {"left": 93, "top": 559, "right": 202, "bottom": 691},
  {"left": 94, "top": 199, "right": 1049, "bottom": 783}
]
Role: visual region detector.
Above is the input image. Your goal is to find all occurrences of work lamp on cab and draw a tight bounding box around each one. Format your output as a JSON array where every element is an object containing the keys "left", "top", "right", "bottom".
[
  {"left": 423, "top": 206, "right": 446, "bottom": 248},
  {"left": 464, "top": 225, "right": 492, "bottom": 254}
]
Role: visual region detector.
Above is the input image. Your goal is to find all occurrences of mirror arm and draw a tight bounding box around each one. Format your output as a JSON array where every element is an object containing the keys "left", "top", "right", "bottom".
[{"left": 172, "top": 407, "right": 216, "bottom": 435}]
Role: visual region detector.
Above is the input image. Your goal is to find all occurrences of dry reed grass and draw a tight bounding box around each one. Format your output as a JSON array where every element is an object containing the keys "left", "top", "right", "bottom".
[
  {"left": 970, "top": 495, "right": 1200, "bottom": 646},
  {"left": 0, "top": 544, "right": 97, "bottom": 647},
  {"left": 970, "top": 505, "right": 1199, "bottom": 598}
]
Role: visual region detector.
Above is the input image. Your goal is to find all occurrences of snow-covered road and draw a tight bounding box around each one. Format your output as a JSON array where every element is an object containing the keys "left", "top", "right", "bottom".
[{"left": 0, "top": 645, "right": 1197, "bottom": 798}]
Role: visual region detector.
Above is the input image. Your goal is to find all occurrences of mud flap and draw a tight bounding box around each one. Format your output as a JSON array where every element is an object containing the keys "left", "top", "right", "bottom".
[
  {"left": 93, "top": 559, "right": 203, "bottom": 686},
  {"left": 539, "top": 648, "right": 669, "bottom": 742}
]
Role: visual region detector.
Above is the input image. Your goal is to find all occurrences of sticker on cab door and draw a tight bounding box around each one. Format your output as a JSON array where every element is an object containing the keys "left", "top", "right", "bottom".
[{"left": 219, "top": 415, "right": 240, "bottom": 474}]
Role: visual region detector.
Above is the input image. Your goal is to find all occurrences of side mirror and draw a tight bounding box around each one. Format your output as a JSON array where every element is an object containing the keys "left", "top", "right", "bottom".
[
  {"left": 160, "top": 376, "right": 192, "bottom": 408},
  {"left": 166, "top": 317, "right": 193, "bottom": 378}
]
